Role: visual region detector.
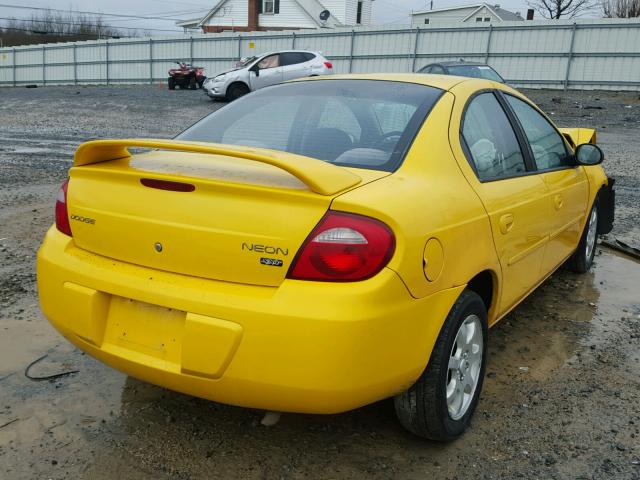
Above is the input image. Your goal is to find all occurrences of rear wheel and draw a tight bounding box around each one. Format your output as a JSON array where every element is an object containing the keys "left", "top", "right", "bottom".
[
  {"left": 568, "top": 200, "right": 599, "bottom": 273},
  {"left": 226, "top": 82, "right": 250, "bottom": 101},
  {"left": 394, "top": 290, "right": 488, "bottom": 441},
  {"left": 167, "top": 77, "right": 176, "bottom": 90},
  {"left": 189, "top": 76, "right": 197, "bottom": 90}
]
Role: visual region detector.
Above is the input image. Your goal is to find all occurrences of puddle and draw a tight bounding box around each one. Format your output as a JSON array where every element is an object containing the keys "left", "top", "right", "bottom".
[{"left": 487, "top": 249, "right": 640, "bottom": 384}]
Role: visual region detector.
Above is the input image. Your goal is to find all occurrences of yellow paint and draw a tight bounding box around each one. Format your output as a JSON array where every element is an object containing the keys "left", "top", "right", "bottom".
[
  {"left": 248, "top": 42, "right": 255, "bottom": 49},
  {"left": 37, "top": 74, "right": 610, "bottom": 413}
]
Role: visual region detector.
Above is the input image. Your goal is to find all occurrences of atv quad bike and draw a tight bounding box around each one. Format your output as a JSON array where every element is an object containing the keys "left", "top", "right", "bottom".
[{"left": 168, "top": 62, "right": 206, "bottom": 90}]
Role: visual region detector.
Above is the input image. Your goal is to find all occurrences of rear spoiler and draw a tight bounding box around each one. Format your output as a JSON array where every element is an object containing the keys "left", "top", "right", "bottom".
[
  {"left": 73, "top": 138, "right": 362, "bottom": 196},
  {"left": 558, "top": 128, "right": 596, "bottom": 149}
]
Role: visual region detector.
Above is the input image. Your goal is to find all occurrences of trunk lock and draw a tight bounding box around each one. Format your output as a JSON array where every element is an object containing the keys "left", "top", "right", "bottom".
[{"left": 154, "top": 242, "right": 163, "bottom": 253}]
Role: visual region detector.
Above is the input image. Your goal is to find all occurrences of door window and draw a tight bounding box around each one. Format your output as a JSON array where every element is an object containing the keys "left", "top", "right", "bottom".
[
  {"left": 257, "top": 54, "right": 279, "bottom": 69},
  {"left": 280, "top": 52, "right": 309, "bottom": 66},
  {"left": 505, "top": 95, "right": 571, "bottom": 170},
  {"left": 462, "top": 92, "right": 526, "bottom": 181}
]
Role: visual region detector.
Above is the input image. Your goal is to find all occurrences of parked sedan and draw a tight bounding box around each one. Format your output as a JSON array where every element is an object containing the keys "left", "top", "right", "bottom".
[
  {"left": 419, "top": 61, "right": 505, "bottom": 83},
  {"left": 203, "top": 50, "right": 333, "bottom": 101},
  {"left": 38, "top": 74, "right": 614, "bottom": 441}
]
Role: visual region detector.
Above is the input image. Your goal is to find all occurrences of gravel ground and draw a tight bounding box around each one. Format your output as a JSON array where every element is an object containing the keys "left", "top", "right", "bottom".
[{"left": 0, "top": 85, "right": 639, "bottom": 480}]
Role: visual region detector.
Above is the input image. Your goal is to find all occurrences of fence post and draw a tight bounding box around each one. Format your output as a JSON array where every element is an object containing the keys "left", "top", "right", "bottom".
[
  {"left": 11, "top": 47, "right": 15, "bottom": 87},
  {"left": 348, "top": 29, "right": 356, "bottom": 73},
  {"left": 42, "top": 45, "right": 45, "bottom": 86},
  {"left": 105, "top": 40, "right": 109, "bottom": 86},
  {"left": 149, "top": 39, "right": 153, "bottom": 84},
  {"left": 292, "top": 31, "right": 296, "bottom": 49},
  {"left": 564, "top": 23, "right": 577, "bottom": 91},
  {"left": 237, "top": 33, "right": 242, "bottom": 60},
  {"left": 484, "top": 24, "right": 493, "bottom": 64},
  {"left": 190, "top": 36, "right": 194, "bottom": 64},
  {"left": 73, "top": 44, "right": 77, "bottom": 85},
  {"left": 411, "top": 27, "right": 420, "bottom": 72}
]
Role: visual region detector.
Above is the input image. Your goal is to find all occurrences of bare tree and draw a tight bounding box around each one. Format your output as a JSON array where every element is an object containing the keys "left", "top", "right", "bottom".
[
  {"left": 602, "top": 0, "right": 640, "bottom": 16},
  {"left": 0, "top": 10, "right": 136, "bottom": 46},
  {"left": 527, "top": 0, "right": 597, "bottom": 18}
]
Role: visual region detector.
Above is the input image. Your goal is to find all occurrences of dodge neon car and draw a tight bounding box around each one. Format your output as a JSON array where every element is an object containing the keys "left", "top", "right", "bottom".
[{"left": 37, "top": 74, "right": 614, "bottom": 440}]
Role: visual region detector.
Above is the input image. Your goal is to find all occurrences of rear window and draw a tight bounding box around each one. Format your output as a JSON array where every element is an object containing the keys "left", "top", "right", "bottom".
[
  {"left": 177, "top": 80, "right": 443, "bottom": 171},
  {"left": 448, "top": 65, "right": 504, "bottom": 83}
]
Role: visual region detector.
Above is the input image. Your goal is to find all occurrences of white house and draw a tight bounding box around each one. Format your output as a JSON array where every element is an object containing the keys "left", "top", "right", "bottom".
[
  {"left": 411, "top": 3, "right": 523, "bottom": 26},
  {"left": 177, "top": 0, "right": 373, "bottom": 33}
]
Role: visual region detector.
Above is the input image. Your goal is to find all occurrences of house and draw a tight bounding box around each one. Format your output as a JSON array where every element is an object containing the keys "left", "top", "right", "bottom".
[
  {"left": 411, "top": 3, "right": 523, "bottom": 26},
  {"left": 176, "top": 0, "right": 373, "bottom": 33}
]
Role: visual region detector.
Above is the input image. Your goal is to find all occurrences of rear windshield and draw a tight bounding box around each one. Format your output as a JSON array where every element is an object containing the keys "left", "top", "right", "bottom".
[
  {"left": 448, "top": 65, "right": 504, "bottom": 83},
  {"left": 177, "top": 80, "right": 443, "bottom": 171}
]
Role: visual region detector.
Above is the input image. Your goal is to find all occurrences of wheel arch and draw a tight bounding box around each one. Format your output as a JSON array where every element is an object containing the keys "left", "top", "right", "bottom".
[
  {"left": 465, "top": 269, "right": 499, "bottom": 324},
  {"left": 227, "top": 80, "right": 250, "bottom": 92}
]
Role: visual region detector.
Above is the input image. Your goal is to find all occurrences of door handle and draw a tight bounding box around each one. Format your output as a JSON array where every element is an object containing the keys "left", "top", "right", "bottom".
[
  {"left": 499, "top": 214, "right": 514, "bottom": 234},
  {"left": 554, "top": 194, "right": 564, "bottom": 210}
]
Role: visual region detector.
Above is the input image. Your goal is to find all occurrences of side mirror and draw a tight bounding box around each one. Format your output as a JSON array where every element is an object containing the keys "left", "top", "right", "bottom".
[
  {"left": 575, "top": 143, "right": 604, "bottom": 166},
  {"left": 250, "top": 64, "right": 259, "bottom": 77}
]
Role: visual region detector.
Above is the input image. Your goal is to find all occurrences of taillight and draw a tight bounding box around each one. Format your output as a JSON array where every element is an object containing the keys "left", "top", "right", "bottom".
[
  {"left": 324, "top": 61, "right": 333, "bottom": 69},
  {"left": 288, "top": 212, "right": 395, "bottom": 282},
  {"left": 55, "top": 179, "right": 72, "bottom": 237}
]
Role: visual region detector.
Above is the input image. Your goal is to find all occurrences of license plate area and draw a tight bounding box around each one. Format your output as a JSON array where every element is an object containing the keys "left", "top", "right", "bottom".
[{"left": 104, "top": 297, "right": 184, "bottom": 364}]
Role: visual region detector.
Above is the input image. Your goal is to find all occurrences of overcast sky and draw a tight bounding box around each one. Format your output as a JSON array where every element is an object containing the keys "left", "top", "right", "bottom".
[{"left": 0, "top": 0, "right": 540, "bottom": 35}]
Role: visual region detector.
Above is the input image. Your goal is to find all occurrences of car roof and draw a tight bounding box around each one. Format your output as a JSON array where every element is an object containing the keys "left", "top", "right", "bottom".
[
  {"left": 258, "top": 49, "right": 320, "bottom": 56},
  {"left": 436, "top": 61, "right": 489, "bottom": 67},
  {"left": 293, "top": 73, "right": 493, "bottom": 91}
]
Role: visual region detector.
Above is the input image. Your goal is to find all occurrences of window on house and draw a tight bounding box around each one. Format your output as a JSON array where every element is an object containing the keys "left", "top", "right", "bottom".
[
  {"left": 424, "top": 18, "right": 430, "bottom": 24},
  {"left": 484, "top": 17, "right": 491, "bottom": 21},
  {"left": 356, "top": 1, "right": 363, "bottom": 23},
  {"left": 263, "top": 0, "right": 275, "bottom": 14},
  {"left": 476, "top": 17, "right": 483, "bottom": 21}
]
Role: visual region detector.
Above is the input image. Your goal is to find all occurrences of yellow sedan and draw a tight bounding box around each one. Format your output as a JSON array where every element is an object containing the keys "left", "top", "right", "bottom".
[{"left": 37, "top": 74, "right": 614, "bottom": 440}]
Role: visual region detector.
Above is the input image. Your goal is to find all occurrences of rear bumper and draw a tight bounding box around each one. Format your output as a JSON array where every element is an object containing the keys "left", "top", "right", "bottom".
[{"left": 37, "top": 227, "right": 462, "bottom": 414}]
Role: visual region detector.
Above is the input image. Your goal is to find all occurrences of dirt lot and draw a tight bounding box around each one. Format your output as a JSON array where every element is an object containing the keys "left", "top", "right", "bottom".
[{"left": 1, "top": 85, "right": 639, "bottom": 480}]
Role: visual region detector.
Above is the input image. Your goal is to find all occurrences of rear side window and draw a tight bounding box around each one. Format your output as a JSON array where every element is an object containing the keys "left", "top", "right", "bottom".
[
  {"left": 462, "top": 92, "right": 526, "bottom": 181},
  {"left": 303, "top": 52, "right": 316, "bottom": 61},
  {"left": 178, "top": 80, "right": 443, "bottom": 172},
  {"left": 280, "top": 52, "right": 309, "bottom": 66},
  {"left": 505, "top": 95, "right": 570, "bottom": 170}
]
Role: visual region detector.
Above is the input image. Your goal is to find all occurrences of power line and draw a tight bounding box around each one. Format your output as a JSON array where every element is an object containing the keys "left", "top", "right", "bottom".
[{"left": 0, "top": 3, "right": 198, "bottom": 22}]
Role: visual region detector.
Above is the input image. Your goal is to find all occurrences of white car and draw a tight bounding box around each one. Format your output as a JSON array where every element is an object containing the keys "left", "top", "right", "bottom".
[{"left": 203, "top": 50, "right": 333, "bottom": 101}]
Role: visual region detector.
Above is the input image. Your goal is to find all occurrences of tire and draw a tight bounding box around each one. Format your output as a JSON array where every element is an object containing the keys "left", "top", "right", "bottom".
[
  {"left": 226, "top": 82, "right": 250, "bottom": 101},
  {"left": 568, "top": 199, "right": 599, "bottom": 273},
  {"left": 197, "top": 76, "right": 205, "bottom": 89},
  {"left": 189, "top": 76, "right": 197, "bottom": 90},
  {"left": 168, "top": 77, "right": 176, "bottom": 90},
  {"left": 394, "top": 290, "right": 488, "bottom": 441}
]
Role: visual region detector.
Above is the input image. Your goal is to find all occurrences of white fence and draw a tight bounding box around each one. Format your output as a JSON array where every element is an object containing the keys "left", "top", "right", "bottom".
[{"left": 1, "top": 19, "right": 640, "bottom": 90}]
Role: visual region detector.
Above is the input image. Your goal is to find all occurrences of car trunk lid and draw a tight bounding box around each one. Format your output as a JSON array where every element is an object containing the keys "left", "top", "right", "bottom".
[{"left": 66, "top": 139, "right": 387, "bottom": 287}]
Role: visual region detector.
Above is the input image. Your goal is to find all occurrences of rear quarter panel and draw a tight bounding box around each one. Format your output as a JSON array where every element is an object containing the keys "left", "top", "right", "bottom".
[{"left": 332, "top": 91, "right": 501, "bottom": 319}]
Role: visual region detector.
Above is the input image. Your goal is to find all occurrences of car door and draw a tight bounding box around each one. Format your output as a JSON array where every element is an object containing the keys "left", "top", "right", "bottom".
[
  {"left": 458, "top": 92, "right": 551, "bottom": 316},
  {"left": 503, "top": 93, "right": 589, "bottom": 273},
  {"left": 249, "top": 54, "right": 284, "bottom": 91},
  {"left": 280, "top": 52, "right": 312, "bottom": 81}
]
